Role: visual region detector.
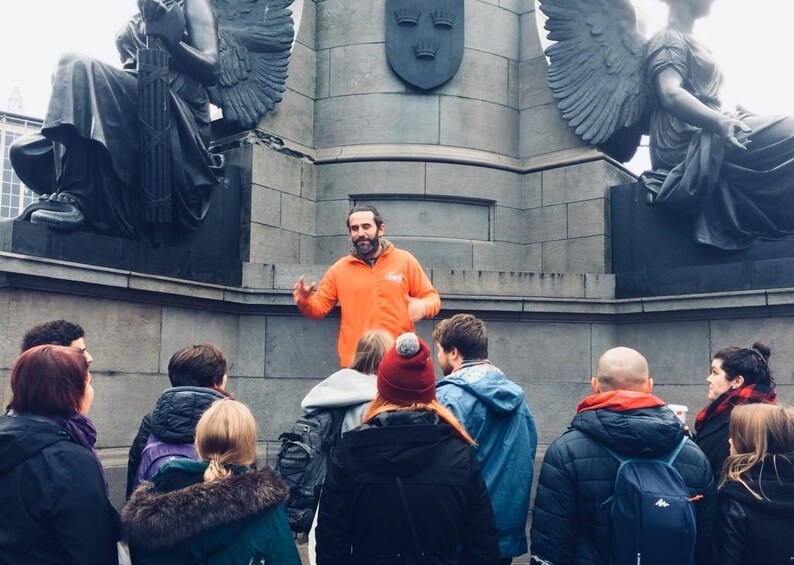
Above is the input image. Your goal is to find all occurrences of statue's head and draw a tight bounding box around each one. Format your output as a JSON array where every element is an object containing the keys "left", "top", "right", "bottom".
[{"left": 661, "top": 0, "right": 715, "bottom": 20}]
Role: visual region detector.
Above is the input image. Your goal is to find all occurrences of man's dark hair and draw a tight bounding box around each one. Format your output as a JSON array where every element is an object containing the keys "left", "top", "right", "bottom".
[
  {"left": 346, "top": 204, "right": 383, "bottom": 229},
  {"left": 168, "top": 344, "right": 227, "bottom": 388},
  {"left": 21, "top": 320, "right": 85, "bottom": 352},
  {"left": 432, "top": 313, "right": 488, "bottom": 360}
]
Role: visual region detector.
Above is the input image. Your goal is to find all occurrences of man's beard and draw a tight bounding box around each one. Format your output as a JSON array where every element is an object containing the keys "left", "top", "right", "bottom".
[{"left": 354, "top": 234, "right": 380, "bottom": 256}]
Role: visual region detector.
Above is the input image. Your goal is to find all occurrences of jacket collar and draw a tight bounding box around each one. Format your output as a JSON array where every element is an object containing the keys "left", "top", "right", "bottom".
[
  {"left": 122, "top": 465, "right": 289, "bottom": 550},
  {"left": 577, "top": 390, "right": 666, "bottom": 413}
]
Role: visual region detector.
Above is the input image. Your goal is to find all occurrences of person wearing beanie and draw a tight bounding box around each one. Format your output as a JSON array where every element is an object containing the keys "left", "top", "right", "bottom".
[{"left": 315, "top": 333, "right": 500, "bottom": 565}]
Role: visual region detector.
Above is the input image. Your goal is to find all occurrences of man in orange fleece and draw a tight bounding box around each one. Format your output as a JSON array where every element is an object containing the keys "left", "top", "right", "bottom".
[
  {"left": 293, "top": 204, "right": 440, "bottom": 367},
  {"left": 529, "top": 347, "right": 716, "bottom": 565}
]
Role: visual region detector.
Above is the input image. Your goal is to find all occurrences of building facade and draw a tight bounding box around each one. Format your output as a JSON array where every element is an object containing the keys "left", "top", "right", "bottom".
[{"left": 0, "top": 111, "right": 41, "bottom": 219}]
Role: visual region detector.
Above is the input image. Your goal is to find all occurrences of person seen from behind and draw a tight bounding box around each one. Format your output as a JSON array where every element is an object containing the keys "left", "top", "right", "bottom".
[
  {"left": 695, "top": 342, "right": 777, "bottom": 482},
  {"left": 122, "top": 398, "right": 301, "bottom": 564},
  {"left": 302, "top": 329, "right": 394, "bottom": 434},
  {"left": 530, "top": 346, "right": 716, "bottom": 565},
  {"left": 315, "top": 332, "right": 500, "bottom": 564},
  {"left": 710, "top": 403, "right": 794, "bottom": 565},
  {"left": 301, "top": 329, "right": 394, "bottom": 564},
  {"left": 0, "top": 345, "right": 120, "bottom": 564},
  {"left": 21, "top": 318, "right": 93, "bottom": 363},
  {"left": 433, "top": 313, "right": 537, "bottom": 564},
  {"left": 126, "top": 343, "right": 232, "bottom": 497}
]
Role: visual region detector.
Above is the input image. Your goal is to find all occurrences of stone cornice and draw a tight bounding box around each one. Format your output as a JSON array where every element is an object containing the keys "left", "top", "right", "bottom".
[{"left": 2, "top": 252, "right": 792, "bottom": 321}]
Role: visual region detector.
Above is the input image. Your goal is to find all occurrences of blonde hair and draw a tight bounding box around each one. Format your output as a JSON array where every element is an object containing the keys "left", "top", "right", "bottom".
[
  {"left": 195, "top": 399, "right": 258, "bottom": 482},
  {"left": 349, "top": 330, "right": 394, "bottom": 375},
  {"left": 720, "top": 403, "right": 794, "bottom": 498},
  {"left": 363, "top": 393, "right": 476, "bottom": 445}
]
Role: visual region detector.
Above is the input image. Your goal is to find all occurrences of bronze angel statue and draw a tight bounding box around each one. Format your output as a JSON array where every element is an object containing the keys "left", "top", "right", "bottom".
[
  {"left": 9, "top": 0, "right": 295, "bottom": 240},
  {"left": 540, "top": 0, "right": 794, "bottom": 250}
]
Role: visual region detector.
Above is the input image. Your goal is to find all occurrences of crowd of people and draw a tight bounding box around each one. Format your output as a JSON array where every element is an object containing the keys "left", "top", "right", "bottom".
[
  {"left": 0, "top": 203, "right": 792, "bottom": 565},
  {"left": 0, "top": 315, "right": 791, "bottom": 564}
]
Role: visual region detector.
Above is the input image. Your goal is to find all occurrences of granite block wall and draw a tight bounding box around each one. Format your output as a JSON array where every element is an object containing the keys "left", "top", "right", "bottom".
[{"left": 2, "top": 265, "right": 794, "bottom": 514}]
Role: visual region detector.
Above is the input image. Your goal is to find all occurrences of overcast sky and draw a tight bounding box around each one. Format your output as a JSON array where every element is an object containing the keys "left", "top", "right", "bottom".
[
  {"left": 1, "top": 1, "right": 791, "bottom": 166},
  {"left": 0, "top": 1, "right": 135, "bottom": 117}
]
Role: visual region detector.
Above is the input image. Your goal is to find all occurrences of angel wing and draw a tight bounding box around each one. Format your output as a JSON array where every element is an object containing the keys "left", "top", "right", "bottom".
[
  {"left": 538, "top": 0, "right": 649, "bottom": 161},
  {"left": 209, "top": 0, "right": 295, "bottom": 129}
]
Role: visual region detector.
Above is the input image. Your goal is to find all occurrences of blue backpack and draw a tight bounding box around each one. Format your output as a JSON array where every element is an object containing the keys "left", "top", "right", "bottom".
[
  {"left": 132, "top": 434, "right": 197, "bottom": 491},
  {"left": 603, "top": 437, "right": 697, "bottom": 565}
]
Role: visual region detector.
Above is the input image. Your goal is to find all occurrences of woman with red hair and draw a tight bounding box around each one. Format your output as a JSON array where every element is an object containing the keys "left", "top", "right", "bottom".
[
  {"left": 0, "top": 345, "right": 119, "bottom": 564},
  {"left": 315, "top": 332, "right": 499, "bottom": 564}
]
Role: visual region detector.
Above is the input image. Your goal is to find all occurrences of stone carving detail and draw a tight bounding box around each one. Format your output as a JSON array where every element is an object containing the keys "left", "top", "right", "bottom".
[
  {"left": 9, "top": 0, "right": 295, "bottom": 242},
  {"left": 386, "top": 0, "right": 464, "bottom": 91},
  {"left": 540, "top": 0, "right": 794, "bottom": 250}
]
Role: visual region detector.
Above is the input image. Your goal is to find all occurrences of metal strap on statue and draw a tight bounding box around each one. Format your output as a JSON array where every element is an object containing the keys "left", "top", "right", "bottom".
[{"left": 138, "top": 32, "right": 172, "bottom": 228}]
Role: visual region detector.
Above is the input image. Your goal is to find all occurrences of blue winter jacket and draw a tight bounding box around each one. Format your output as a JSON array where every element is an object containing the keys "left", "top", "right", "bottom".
[{"left": 436, "top": 360, "right": 537, "bottom": 558}]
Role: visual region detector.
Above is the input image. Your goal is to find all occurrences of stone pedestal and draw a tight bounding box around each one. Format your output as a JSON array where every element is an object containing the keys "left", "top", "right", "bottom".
[
  {"left": 612, "top": 182, "right": 794, "bottom": 298},
  {"left": 3, "top": 1, "right": 793, "bottom": 530}
]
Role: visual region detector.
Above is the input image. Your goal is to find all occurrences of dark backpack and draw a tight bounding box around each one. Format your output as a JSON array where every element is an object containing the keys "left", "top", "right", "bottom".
[
  {"left": 603, "top": 437, "right": 697, "bottom": 565},
  {"left": 132, "top": 434, "right": 197, "bottom": 491},
  {"left": 275, "top": 408, "right": 345, "bottom": 533}
]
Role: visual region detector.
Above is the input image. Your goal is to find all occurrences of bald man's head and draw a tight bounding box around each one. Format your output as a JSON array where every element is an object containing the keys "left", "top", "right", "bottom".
[{"left": 593, "top": 347, "right": 652, "bottom": 393}]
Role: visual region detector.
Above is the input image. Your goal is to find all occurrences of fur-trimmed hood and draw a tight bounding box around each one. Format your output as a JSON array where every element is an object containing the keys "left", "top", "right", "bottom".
[{"left": 122, "top": 463, "right": 289, "bottom": 550}]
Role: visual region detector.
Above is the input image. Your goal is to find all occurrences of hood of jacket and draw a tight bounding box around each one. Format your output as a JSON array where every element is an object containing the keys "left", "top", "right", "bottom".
[
  {"left": 571, "top": 391, "right": 684, "bottom": 457},
  {"left": 122, "top": 460, "right": 289, "bottom": 550},
  {"left": 437, "top": 361, "right": 525, "bottom": 414},
  {"left": 149, "top": 386, "right": 226, "bottom": 442},
  {"left": 344, "top": 410, "right": 456, "bottom": 476},
  {"left": 301, "top": 368, "right": 377, "bottom": 412},
  {"left": 722, "top": 454, "right": 794, "bottom": 518},
  {"left": 0, "top": 414, "right": 72, "bottom": 474}
]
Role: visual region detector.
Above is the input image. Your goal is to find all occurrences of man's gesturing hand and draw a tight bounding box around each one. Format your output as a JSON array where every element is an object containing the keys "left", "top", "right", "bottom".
[{"left": 293, "top": 275, "right": 316, "bottom": 303}]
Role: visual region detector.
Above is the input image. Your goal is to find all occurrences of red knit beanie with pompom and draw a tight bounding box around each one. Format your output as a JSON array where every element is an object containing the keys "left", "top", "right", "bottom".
[{"left": 377, "top": 332, "right": 436, "bottom": 404}]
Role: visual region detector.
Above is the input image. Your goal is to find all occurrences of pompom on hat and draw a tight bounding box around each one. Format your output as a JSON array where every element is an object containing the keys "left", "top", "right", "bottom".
[{"left": 377, "top": 332, "right": 436, "bottom": 404}]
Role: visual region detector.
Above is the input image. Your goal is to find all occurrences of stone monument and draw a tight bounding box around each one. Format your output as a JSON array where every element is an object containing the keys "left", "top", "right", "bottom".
[{"left": 1, "top": 0, "right": 791, "bottom": 526}]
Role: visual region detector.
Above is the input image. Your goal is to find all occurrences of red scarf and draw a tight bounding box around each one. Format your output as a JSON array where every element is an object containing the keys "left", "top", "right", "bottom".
[
  {"left": 577, "top": 390, "right": 666, "bottom": 413},
  {"left": 694, "top": 383, "right": 777, "bottom": 433}
]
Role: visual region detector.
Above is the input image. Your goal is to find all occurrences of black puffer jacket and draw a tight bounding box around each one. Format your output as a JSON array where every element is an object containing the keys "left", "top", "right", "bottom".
[
  {"left": 0, "top": 414, "right": 120, "bottom": 564},
  {"left": 316, "top": 410, "right": 500, "bottom": 565},
  {"left": 710, "top": 454, "right": 794, "bottom": 565},
  {"left": 530, "top": 393, "right": 716, "bottom": 565},
  {"left": 126, "top": 386, "right": 226, "bottom": 497}
]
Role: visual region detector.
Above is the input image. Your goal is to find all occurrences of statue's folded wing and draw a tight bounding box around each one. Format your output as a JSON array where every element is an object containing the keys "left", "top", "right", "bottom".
[
  {"left": 209, "top": 0, "right": 295, "bottom": 129},
  {"left": 539, "top": 0, "right": 648, "bottom": 160}
]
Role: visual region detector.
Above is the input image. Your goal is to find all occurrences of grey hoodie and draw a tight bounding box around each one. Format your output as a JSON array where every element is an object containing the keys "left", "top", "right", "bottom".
[{"left": 301, "top": 368, "right": 378, "bottom": 433}]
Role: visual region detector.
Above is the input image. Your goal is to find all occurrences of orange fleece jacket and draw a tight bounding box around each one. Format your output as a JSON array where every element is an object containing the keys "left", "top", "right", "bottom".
[{"left": 296, "top": 242, "right": 440, "bottom": 367}]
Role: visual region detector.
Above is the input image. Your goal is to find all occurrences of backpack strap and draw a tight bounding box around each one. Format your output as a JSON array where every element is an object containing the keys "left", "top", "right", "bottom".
[
  {"left": 665, "top": 436, "right": 689, "bottom": 466},
  {"left": 602, "top": 435, "right": 689, "bottom": 466}
]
